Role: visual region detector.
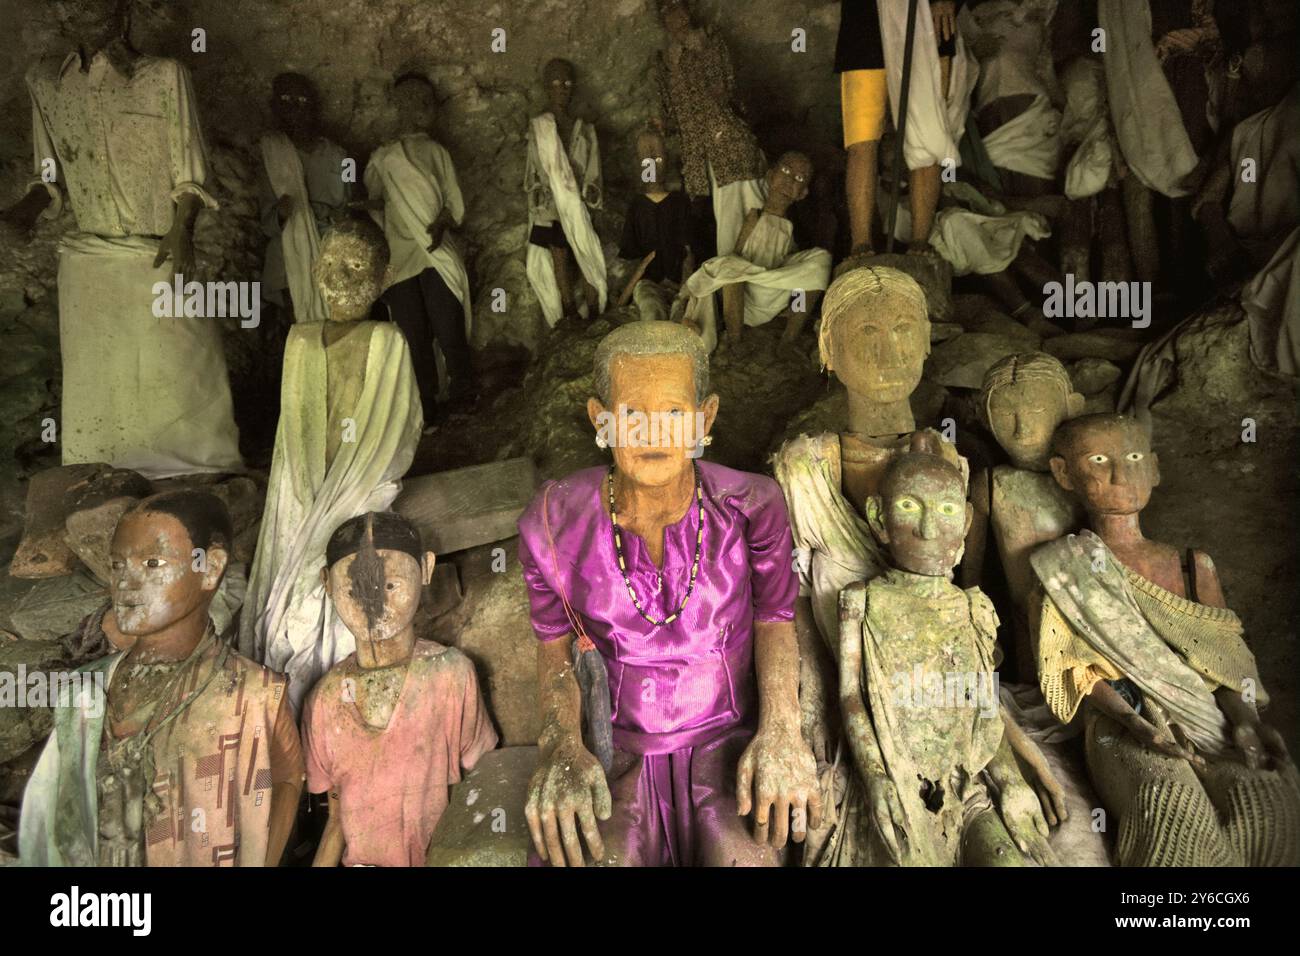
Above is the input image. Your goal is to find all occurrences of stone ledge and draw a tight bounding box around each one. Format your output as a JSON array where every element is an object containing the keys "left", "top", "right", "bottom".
[{"left": 426, "top": 745, "right": 538, "bottom": 867}]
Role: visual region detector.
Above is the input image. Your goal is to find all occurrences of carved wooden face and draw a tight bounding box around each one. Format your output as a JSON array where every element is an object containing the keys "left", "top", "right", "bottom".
[
  {"left": 768, "top": 154, "right": 812, "bottom": 206},
  {"left": 986, "top": 378, "right": 1081, "bottom": 472},
  {"left": 869, "top": 458, "right": 971, "bottom": 577},
  {"left": 314, "top": 230, "right": 385, "bottom": 322},
  {"left": 543, "top": 61, "right": 575, "bottom": 114},
  {"left": 1050, "top": 419, "right": 1160, "bottom": 516},
  {"left": 829, "top": 301, "right": 929, "bottom": 405},
  {"left": 636, "top": 132, "right": 668, "bottom": 187},
  {"left": 394, "top": 80, "right": 436, "bottom": 133},
  {"left": 109, "top": 512, "right": 223, "bottom": 638},
  {"left": 326, "top": 548, "right": 428, "bottom": 643},
  {"left": 55, "top": 0, "right": 120, "bottom": 49},
  {"left": 271, "top": 74, "right": 320, "bottom": 140},
  {"left": 590, "top": 352, "right": 717, "bottom": 489}
]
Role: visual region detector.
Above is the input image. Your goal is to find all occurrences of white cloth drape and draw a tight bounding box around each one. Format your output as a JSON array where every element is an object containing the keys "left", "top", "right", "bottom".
[
  {"left": 1098, "top": 0, "right": 1198, "bottom": 198},
  {"left": 238, "top": 322, "right": 422, "bottom": 712},
  {"left": 1060, "top": 57, "right": 1115, "bottom": 200},
  {"left": 259, "top": 131, "right": 329, "bottom": 323},
  {"left": 930, "top": 182, "right": 1052, "bottom": 275},
  {"left": 981, "top": 94, "right": 1061, "bottom": 180},
  {"left": 772, "top": 433, "right": 887, "bottom": 653},
  {"left": 524, "top": 114, "right": 607, "bottom": 326},
  {"left": 1242, "top": 227, "right": 1300, "bottom": 378},
  {"left": 366, "top": 133, "right": 473, "bottom": 338},
  {"left": 683, "top": 214, "right": 831, "bottom": 353},
  {"left": 878, "top": 0, "right": 979, "bottom": 171},
  {"left": 709, "top": 162, "right": 767, "bottom": 256},
  {"left": 56, "top": 234, "right": 243, "bottom": 477}
]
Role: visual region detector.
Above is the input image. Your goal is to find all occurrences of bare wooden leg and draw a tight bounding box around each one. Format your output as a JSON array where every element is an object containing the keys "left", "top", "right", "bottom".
[
  {"left": 846, "top": 140, "right": 879, "bottom": 254},
  {"left": 551, "top": 245, "right": 576, "bottom": 317}
]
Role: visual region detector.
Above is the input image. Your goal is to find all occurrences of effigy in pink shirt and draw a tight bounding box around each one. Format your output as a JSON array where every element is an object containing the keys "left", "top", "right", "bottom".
[{"left": 302, "top": 640, "right": 498, "bottom": 867}]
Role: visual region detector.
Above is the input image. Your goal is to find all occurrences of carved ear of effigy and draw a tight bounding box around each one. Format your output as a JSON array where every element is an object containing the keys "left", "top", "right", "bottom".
[
  {"left": 1048, "top": 455, "right": 1073, "bottom": 493},
  {"left": 201, "top": 546, "right": 228, "bottom": 592}
]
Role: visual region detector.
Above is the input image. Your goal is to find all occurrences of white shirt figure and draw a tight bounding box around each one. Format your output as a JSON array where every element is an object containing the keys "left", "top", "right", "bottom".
[
  {"left": 365, "top": 133, "right": 473, "bottom": 337},
  {"left": 27, "top": 49, "right": 243, "bottom": 476}
]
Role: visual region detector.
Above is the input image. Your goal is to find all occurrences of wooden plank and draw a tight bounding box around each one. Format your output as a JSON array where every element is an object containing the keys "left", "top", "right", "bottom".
[{"left": 394, "top": 457, "right": 537, "bottom": 555}]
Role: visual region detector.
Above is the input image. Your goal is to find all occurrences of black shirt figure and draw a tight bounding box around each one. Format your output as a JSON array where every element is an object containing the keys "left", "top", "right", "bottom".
[{"left": 619, "top": 191, "right": 691, "bottom": 285}]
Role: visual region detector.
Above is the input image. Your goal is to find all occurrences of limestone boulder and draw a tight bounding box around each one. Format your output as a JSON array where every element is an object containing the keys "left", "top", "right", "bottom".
[
  {"left": 955, "top": 313, "right": 1042, "bottom": 349},
  {"left": 1043, "top": 331, "right": 1143, "bottom": 363},
  {"left": 4, "top": 571, "right": 106, "bottom": 644},
  {"left": 926, "top": 333, "right": 1033, "bottom": 390},
  {"left": 930, "top": 321, "right": 963, "bottom": 343},
  {"left": 432, "top": 542, "right": 540, "bottom": 747},
  {"left": 912, "top": 378, "right": 951, "bottom": 429},
  {"left": 426, "top": 746, "right": 539, "bottom": 867},
  {"left": 0, "top": 637, "right": 71, "bottom": 765},
  {"left": 9, "top": 465, "right": 104, "bottom": 579},
  {"left": 1069, "top": 357, "right": 1122, "bottom": 396},
  {"left": 61, "top": 467, "right": 153, "bottom": 584}
]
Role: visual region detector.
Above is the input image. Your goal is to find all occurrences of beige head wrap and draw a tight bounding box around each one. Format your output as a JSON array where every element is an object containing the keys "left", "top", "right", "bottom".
[
  {"left": 979, "top": 351, "right": 1074, "bottom": 424},
  {"left": 818, "top": 266, "right": 928, "bottom": 371}
]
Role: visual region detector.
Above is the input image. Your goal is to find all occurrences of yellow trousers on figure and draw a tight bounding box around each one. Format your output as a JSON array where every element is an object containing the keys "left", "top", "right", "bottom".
[{"left": 841, "top": 68, "right": 888, "bottom": 148}]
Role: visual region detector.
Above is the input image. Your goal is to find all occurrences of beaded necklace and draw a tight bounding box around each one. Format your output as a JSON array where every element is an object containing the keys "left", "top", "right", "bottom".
[{"left": 607, "top": 463, "right": 704, "bottom": 627}]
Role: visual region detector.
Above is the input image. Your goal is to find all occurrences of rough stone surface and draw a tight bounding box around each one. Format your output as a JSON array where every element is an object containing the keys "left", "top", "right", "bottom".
[
  {"left": 3, "top": 571, "right": 105, "bottom": 644},
  {"left": 426, "top": 746, "right": 538, "bottom": 867},
  {"left": 9, "top": 464, "right": 103, "bottom": 579},
  {"left": 395, "top": 457, "right": 537, "bottom": 555},
  {"left": 424, "top": 561, "right": 464, "bottom": 620},
  {"left": 951, "top": 310, "right": 1042, "bottom": 349},
  {"left": 206, "top": 475, "right": 266, "bottom": 565},
  {"left": 1043, "top": 331, "right": 1143, "bottom": 363},
  {"left": 64, "top": 500, "right": 134, "bottom": 586},
  {"left": 1082, "top": 387, "right": 1118, "bottom": 415},
  {"left": 431, "top": 543, "right": 540, "bottom": 747},
  {"left": 927, "top": 333, "right": 1034, "bottom": 390},
  {"left": 930, "top": 321, "right": 963, "bottom": 343},
  {"left": 951, "top": 293, "right": 1005, "bottom": 324},
  {"left": 1069, "top": 357, "right": 1122, "bottom": 396},
  {"left": 1154, "top": 311, "right": 1295, "bottom": 430},
  {"left": 0, "top": 638, "right": 71, "bottom": 765}
]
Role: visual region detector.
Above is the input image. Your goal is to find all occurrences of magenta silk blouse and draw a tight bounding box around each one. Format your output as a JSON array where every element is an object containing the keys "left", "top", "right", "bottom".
[{"left": 518, "top": 461, "right": 798, "bottom": 757}]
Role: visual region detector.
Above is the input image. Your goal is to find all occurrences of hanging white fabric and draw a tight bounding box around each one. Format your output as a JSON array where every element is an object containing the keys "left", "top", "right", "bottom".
[
  {"left": 365, "top": 133, "right": 474, "bottom": 338},
  {"left": 56, "top": 234, "right": 244, "bottom": 477},
  {"left": 1097, "top": 0, "right": 1198, "bottom": 198},
  {"left": 1060, "top": 57, "right": 1115, "bottom": 200},
  {"left": 524, "top": 114, "right": 608, "bottom": 326},
  {"left": 238, "top": 322, "right": 423, "bottom": 712},
  {"left": 878, "top": 0, "right": 979, "bottom": 171},
  {"left": 259, "top": 131, "right": 329, "bottom": 323},
  {"left": 981, "top": 94, "right": 1062, "bottom": 181},
  {"left": 683, "top": 214, "right": 832, "bottom": 353}
]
